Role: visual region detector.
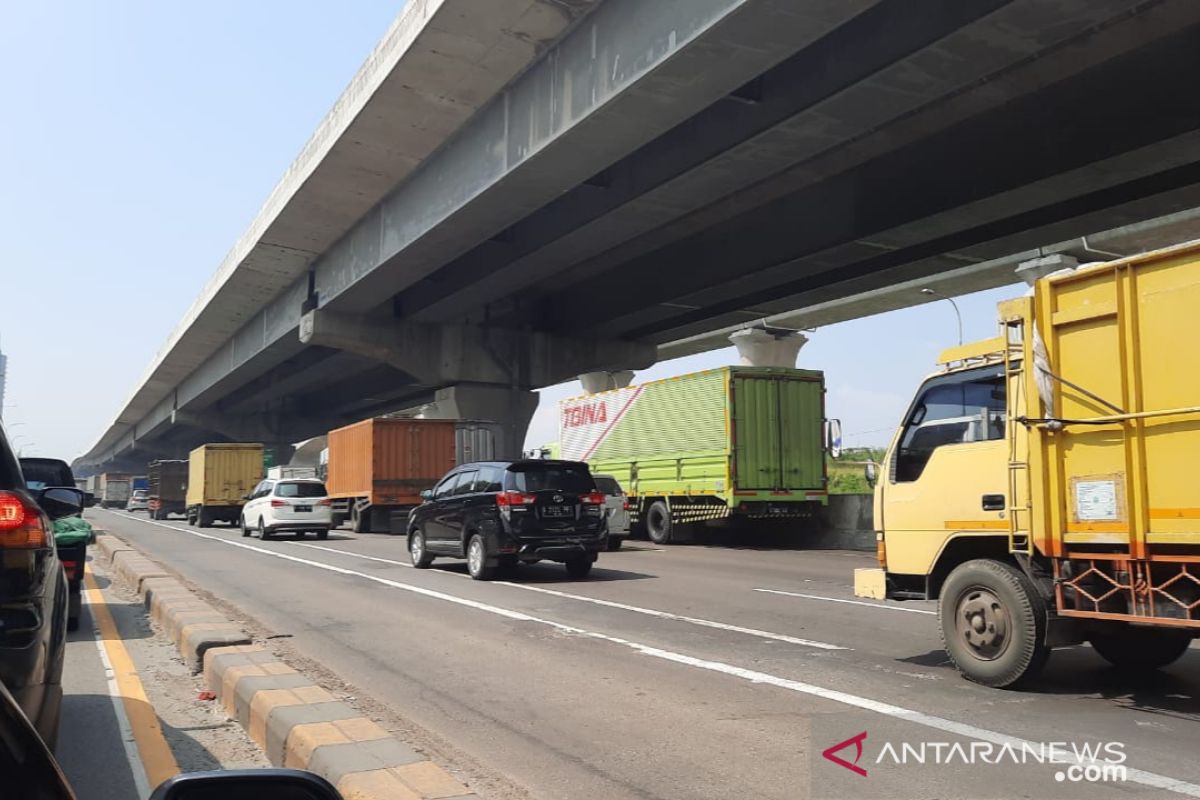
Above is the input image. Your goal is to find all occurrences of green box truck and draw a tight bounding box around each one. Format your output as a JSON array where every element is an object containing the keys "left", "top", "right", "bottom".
[{"left": 559, "top": 366, "right": 833, "bottom": 544}]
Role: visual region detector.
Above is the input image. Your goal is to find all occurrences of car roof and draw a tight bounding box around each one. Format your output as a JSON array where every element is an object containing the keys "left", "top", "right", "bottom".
[{"left": 457, "top": 459, "right": 590, "bottom": 470}]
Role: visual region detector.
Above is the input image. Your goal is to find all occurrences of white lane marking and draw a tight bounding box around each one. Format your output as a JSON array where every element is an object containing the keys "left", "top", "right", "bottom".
[
  {"left": 84, "top": 573, "right": 152, "bottom": 798},
  {"left": 101, "top": 512, "right": 1200, "bottom": 797},
  {"left": 288, "top": 542, "right": 845, "bottom": 650},
  {"left": 754, "top": 587, "right": 937, "bottom": 615}
]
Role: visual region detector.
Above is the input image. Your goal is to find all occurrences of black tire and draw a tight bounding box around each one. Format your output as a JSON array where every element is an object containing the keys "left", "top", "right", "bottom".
[
  {"left": 466, "top": 533, "right": 496, "bottom": 581},
  {"left": 606, "top": 535, "right": 623, "bottom": 552},
  {"left": 352, "top": 505, "right": 371, "bottom": 534},
  {"left": 197, "top": 506, "right": 212, "bottom": 528},
  {"left": 939, "top": 559, "right": 1049, "bottom": 689},
  {"left": 409, "top": 528, "right": 434, "bottom": 569},
  {"left": 646, "top": 501, "right": 673, "bottom": 545},
  {"left": 565, "top": 558, "right": 593, "bottom": 579},
  {"left": 317, "top": 529, "right": 329, "bottom": 540},
  {"left": 258, "top": 517, "right": 271, "bottom": 541},
  {"left": 1090, "top": 627, "right": 1193, "bottom": 672},
  {"left": 67, "top": 593, "right": 82, "bottom": 632},
  {"left": 187, "top": 508, "right": 197, "bottom": 527},
  {"left": 240, "top": 515, "right": 251, "bottom": 537}
]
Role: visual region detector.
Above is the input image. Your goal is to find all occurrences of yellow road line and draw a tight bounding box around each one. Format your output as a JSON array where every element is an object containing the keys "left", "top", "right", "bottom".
[{"left": 85, "top": 566, "right": 180, "bottom": 786}]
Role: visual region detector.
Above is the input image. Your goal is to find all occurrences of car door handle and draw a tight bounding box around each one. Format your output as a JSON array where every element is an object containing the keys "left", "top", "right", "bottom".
[{"left": 981, "top": 494, "right": 1005, "bottom": 512}]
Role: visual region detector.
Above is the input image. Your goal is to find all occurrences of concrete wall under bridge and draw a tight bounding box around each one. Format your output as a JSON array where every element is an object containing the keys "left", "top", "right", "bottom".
[{"left": 810, "top": 494, "right": 875, "bottom": 552}]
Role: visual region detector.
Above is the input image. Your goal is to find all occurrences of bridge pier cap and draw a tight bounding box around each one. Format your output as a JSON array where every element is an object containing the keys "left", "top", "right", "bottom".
[
  {"left": 729, "top": 327, "right": 807, "bottom": 368},
  {"left": 579, "top": 370, "right": 635, "bottom": 395},
  {"left": 419, "top": 385, "right": 537, "bottom": 462}
]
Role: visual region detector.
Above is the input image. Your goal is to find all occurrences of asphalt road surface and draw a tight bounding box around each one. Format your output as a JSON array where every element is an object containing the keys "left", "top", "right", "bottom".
[{"left": 92, "top": 509, "right": 1200, "bottom": 800}]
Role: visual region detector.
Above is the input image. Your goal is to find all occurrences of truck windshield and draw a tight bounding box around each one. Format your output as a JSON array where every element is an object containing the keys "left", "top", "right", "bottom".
[
  {"left": 894, "top": 367, "right": 1006, "bottom": 482},
  {"left": 506, "top": 465, "right": 595, "bottom": 494}
]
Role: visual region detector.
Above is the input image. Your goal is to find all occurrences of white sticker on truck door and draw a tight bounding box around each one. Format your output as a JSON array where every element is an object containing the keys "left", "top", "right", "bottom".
[{"left": 1073, "top": 478, "right": 1120, "bottom": 522}]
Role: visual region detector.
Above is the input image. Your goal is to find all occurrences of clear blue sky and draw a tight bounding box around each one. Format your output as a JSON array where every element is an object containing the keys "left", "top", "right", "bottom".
[{"left": 0, "top": 2, "right": 1020, "bottom": 461}]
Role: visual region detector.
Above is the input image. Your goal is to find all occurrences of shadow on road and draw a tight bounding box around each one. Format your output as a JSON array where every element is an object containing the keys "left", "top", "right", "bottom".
[{"left": 433, "top": 562, "right": 657, "bottom": 583}]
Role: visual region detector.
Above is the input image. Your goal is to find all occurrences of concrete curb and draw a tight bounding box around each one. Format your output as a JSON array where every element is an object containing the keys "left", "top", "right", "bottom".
[{"left": 96, "top": 527, "right": 479, "bottom": 800}]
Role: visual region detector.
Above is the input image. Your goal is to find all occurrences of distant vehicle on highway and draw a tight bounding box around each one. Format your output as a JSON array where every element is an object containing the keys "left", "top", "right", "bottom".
[
  {"left": 407, "top": 460, "right": 607, "bottom": 580},
  {"left": 186, "top": 443, "right": 263, "bottom": 527},
  {"left": 241, "top": 478, "right": 333, "bottom": 540},
  {"left": 4, "top": 444, "right": 83, "bottom": 749},
  {"left": 147, "top": 459, "right": 188, "bottom": 520},
  {"left": 0, "top": 673, "right": 345, "bottom": 799},
  {"left": 593, "top": 473, "right": 630, "bottom": 551},
  {"left": 325, "top": 418, "right": 456, "bottom": 533},
  {"left": 125, "top": 489, "right": 150, "bottom": 512}
]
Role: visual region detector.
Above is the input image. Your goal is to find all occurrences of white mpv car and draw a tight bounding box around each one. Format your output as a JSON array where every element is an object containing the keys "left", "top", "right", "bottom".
[{"left": 240, "top": 478, "right": 333, "bottom": 540}]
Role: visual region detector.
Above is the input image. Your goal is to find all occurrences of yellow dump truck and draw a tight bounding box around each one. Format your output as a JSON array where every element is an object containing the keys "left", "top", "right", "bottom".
[
  {"left": 185, "top": 443, "right": 264, "bottom": 528},
  {"left": 856, "top": 242, "right": 1200, "bottom": 687}
]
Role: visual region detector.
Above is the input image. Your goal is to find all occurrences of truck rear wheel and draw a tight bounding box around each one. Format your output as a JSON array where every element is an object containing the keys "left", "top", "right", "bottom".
[
  {"left": 1089, "top": 627, "right": 1193, "bottom": 672},
  {"left": 646, "top": 501, "right": 673, "bottom": 545},
  {"left": 352, "top": 506, "right": 372, "bottom": 534},
  {"left": 939, "top": 559, "right": 1049, "bottom": 689}
]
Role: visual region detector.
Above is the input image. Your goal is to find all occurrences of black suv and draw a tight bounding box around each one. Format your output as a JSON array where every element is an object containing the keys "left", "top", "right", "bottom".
[
  {"left": 407, "top": 460, "right": 607, "bottom": 580},
  {"left": 0, "top": 434, "right": 83, "bottom": 750}
]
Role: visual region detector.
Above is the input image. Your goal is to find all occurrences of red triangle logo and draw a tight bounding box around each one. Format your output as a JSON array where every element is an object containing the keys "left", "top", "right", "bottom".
[{"left": 822, "top": 731, "right": 868, "bottom": 777}]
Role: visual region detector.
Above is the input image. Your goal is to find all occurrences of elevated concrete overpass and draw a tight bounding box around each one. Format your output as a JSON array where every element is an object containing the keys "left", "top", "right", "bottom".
[{"left": 80, "top": 0, "right": 1200, "bottom": 469}]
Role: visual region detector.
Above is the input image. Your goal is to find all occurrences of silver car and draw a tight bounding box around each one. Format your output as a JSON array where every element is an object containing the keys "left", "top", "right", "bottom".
[
  {"left": 126, "top": 489, "right": 150, "bottom": 512},
  {"left": 593, "top": 474, "right": 630, "bottom": 551}
]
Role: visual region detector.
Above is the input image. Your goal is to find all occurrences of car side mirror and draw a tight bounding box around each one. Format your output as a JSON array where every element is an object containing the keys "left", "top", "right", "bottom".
[
  {"left": 243, "top": 494, "right": 252, "bottom": 501},
  {"left": 420, "top": 490, "right": 433, "bottom": 502},
  {"left": 864, "top": 462, "right": 879, "bottom": 488},
  {"left": 36, "top": 488, "right": 84, "bottom": 520},
  {"left": 149, "top": 769, "right": 343, "bottom": 800}
]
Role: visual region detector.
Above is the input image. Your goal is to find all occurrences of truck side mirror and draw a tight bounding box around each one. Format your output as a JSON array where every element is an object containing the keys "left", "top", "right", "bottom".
[{"left": 864, "top": 462, "right": 878, "bottom": 487}]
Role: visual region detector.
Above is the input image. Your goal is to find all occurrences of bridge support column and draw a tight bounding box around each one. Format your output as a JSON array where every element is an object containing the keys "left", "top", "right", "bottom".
[{"left": 420, "top": 385, "right": 538, "bottom": 461}]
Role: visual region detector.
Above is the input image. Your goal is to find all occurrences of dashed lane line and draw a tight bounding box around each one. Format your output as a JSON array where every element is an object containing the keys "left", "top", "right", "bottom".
[{"left": 754, "top": 587, "right": 938, "bottom": 615}]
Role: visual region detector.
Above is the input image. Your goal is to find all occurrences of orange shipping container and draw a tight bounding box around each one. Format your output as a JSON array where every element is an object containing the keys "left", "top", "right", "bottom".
[{"left": 325, "top": 418, "right": 456, "bottom": 506}]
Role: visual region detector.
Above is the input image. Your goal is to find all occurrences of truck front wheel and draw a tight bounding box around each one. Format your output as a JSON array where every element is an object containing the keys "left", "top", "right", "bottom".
[
  {"left": 939, "top": 559, "right": 1049, "bottom": 689},
  {"left": 646, "top": 501, "right": 673, "bottom": 545},
  {"left": 1089, "top": 627, "right": 1192, "bottom": 672}
]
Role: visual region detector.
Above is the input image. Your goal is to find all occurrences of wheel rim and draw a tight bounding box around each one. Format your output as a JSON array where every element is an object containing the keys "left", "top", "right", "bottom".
[
  {"left": 411, "top": 532, "right": 424, "bottom": 562},
  {"left": 956, "top": 586, "right": 1010, "bottom": 661},
  {"left": 468, "top": 538, "right": 483, "bottom": 574}
]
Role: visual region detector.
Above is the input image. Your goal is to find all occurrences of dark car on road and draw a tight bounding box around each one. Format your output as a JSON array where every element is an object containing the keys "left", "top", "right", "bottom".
[
  {"left": 407, "top": 460, "right": 607, "bottom": 580},
  {"left": 0, "top": 436, "right": 83, "bottom": 750}
]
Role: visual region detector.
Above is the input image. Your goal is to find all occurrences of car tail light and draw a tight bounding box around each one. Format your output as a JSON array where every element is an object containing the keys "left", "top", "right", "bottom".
[
  {"left": 495, "top": 491, "right": 537, "bottom": 507},
  {"left": 270, "top": 499, "right": 287, "bottom": 508},
  {"left": 0, "top": 491, "right": 48, "bottom": 548},
  {"left": 623, "top": 499, "right": 631, "bottom": 511},
  {"left": 580, "top": 491, "right": 606, "bottom": 505},
  {"left": 495, "top": 491, "right": 536, "bottom": 519},
  {"left": 316, "top": 498, "right": 332, "bottom": 507}
]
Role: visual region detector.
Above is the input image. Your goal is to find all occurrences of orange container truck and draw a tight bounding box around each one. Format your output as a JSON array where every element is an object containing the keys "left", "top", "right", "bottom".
[{"left": 326, "top": 418, "right": 456, "bottom": 533}]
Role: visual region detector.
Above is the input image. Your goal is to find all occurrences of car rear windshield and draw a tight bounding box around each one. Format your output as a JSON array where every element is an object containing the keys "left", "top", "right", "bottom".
[
  {"left": 594, "top": 476, "right": 623, "bottom": 496},
  {"left": 275, "top": 481, "right": 327, "bottom": 498},
  {"left": 505, "top": 465, "right": 595, "bottom": 493},
  {"left": 19, "top": 458, "right": 75, "bottom": 489},
  {"left": 132, "top": 490, "right": 148, "bottom": 498}
]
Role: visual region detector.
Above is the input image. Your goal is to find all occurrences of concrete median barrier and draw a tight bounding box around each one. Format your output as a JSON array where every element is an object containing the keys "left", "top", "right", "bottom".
[{"left": 97, "top": 529, "right": 479, "bottom": 800}]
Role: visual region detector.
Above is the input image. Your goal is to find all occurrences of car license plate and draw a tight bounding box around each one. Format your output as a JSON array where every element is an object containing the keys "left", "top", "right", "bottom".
[
  {"left": 542, "top": 505, "right": 572, "bottom": 518},
  {"left": 294, "top": 505, "right": 312, "bottom": 513}
]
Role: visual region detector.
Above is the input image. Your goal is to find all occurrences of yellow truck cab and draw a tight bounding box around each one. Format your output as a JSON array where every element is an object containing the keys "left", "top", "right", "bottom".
[{"left": 857, "top": 242, "right": 1200, "bottom": 687}]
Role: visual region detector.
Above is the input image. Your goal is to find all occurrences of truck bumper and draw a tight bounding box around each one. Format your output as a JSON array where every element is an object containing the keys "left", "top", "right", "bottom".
[{"left": 854, "top": 567, "right": 888, "bottom": 600}]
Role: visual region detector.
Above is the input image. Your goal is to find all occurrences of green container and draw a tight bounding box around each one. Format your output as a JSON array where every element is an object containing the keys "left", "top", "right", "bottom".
[{"left": 559, "top": 367, "right": 828, "bottom": 518}]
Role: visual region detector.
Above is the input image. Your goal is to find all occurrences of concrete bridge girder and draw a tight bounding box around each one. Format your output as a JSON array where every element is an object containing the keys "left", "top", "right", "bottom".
[{"left": 298, "top": 309, "right": 655, "bottom": 390}]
